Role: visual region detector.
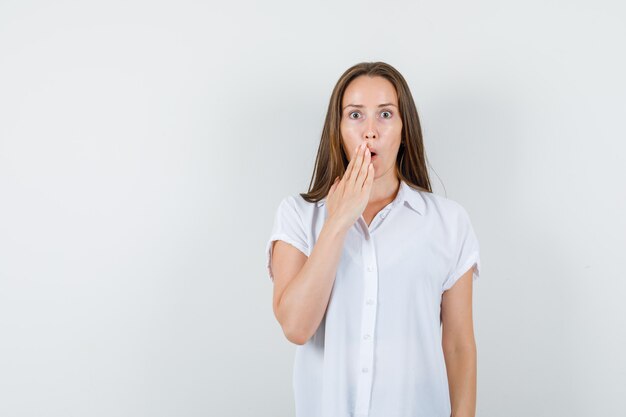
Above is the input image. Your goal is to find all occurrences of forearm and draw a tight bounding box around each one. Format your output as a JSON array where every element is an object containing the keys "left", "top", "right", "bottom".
[
  {"left": 443, "top": 345, "right": 477, "bottom": 417},
  {"left": 277, "top": 216, "right": 349, "bottom": 344}
]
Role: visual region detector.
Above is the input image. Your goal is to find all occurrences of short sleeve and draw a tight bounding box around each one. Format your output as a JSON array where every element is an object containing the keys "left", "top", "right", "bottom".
[
  {"left": 442, "top": 206, "right": 481, "bottom": 292},
  {"left": 265, "top": 196, "right": 310, "bottom": 282}
]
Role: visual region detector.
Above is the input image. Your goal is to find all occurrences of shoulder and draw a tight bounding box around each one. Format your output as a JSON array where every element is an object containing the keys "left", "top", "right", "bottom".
[
  {"left": 274, "top": 193, "right": 317, "bottom": 222},
  {"left": 419, "top": 191, "right": 471, "bottom": 223},
  {"left": 289, "top": 192, "right": 321, "bottom": 211}
]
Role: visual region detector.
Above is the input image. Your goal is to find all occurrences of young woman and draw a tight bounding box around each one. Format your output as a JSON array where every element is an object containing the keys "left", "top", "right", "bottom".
[{"left": 266, "top": 61, "right": 481, "bottom": 417}]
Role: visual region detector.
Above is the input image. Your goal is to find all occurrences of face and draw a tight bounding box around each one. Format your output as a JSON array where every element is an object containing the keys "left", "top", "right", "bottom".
[{"left": 340, "top": 75, "right": 402, "bottom": 178}]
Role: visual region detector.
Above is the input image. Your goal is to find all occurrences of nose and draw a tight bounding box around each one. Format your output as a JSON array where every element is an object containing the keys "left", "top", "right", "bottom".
[{"left": 364, "top": 121, "right": 377, "bottom": 140}]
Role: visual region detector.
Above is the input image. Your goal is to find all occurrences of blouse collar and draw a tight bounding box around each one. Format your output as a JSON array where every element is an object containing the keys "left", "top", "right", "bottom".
[{"left": 315, "top": 179, "right": 425, "bottom": 215}]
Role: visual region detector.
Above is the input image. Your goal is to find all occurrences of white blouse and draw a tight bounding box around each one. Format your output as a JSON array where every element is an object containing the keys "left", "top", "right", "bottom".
[{"left": 265, "top": 179, "right": 481, "bottom": 417}]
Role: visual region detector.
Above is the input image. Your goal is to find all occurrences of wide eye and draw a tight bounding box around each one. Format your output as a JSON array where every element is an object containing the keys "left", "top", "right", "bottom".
[
  {"left": 348, "top": 111, "right": 361, "bottom": 119},
  {"left": 381, "top": 110, "right": 392, "bottom": 119}
]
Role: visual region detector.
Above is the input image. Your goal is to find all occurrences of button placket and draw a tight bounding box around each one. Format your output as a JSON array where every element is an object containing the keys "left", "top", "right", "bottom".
[
  {"left": 354, "top": 236, "right": 379, "bottom": 416},
  {"left": 366, "top": 204, "right": 394, "bottom": 234}
]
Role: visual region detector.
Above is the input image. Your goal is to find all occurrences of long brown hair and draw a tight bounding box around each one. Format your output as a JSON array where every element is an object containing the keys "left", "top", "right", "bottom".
[{"left": 300, "top": 61, "right": 432, "bottom": 204}]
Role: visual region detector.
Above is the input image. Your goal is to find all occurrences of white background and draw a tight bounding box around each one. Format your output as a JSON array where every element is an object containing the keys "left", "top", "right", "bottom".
[{"left": 1, "top": 1, "right": 625, "bottom": 416}]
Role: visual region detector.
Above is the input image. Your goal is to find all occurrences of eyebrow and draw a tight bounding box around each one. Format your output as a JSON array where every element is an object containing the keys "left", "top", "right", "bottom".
[{"left": 343, "top": 103, "right": 398, "bottom": 111}]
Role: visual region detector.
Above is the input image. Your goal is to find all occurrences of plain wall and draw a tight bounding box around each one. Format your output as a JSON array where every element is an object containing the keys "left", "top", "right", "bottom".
[{"left": 1, "top": 0, "right": 625, "bottom": 416}]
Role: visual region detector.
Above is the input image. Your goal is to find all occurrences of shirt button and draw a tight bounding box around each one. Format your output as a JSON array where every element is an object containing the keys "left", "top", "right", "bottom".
[
  {"left": 362, "top": 367, "right": 369, "bottom": 373},
  {"left": 363, "top": 334, "right": 371, "bottom": 340},
  {"left": 366, "top": 299, "right": 374, "bottom": 305},
  {"left": 367, "top": 266, "right": 373, "bottom": 271}
]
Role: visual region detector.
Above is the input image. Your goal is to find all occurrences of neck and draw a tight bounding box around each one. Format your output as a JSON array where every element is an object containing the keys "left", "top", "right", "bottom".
[{"left": 368, "top": 174, "right": 400, "bottom": 207}]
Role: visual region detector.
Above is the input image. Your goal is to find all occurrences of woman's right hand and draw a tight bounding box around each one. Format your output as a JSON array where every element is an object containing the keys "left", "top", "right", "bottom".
[{"left": 325, "top": 143, "right": 375, "bottom": 230}]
